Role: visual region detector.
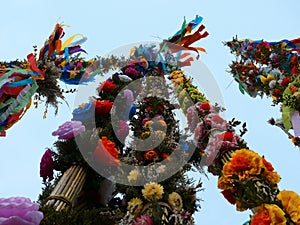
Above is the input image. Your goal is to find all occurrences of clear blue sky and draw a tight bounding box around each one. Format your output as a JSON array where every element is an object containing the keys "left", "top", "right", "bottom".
[{"left": 1, "top": 1, "right": 299, "bottom": 224}]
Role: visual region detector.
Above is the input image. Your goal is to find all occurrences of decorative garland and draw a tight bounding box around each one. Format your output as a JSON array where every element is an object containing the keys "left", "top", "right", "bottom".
[
  {"left": 1, "top": 16, "right": 300, "bottom": 225},
  {"left": 225, "top": 37, "right": 300, "bottom": 146}
]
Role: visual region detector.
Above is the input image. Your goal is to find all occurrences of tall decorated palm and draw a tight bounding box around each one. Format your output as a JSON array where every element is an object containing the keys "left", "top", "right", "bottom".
[{"left": 1, "top": 16, "right": 300, "bottom": 225}]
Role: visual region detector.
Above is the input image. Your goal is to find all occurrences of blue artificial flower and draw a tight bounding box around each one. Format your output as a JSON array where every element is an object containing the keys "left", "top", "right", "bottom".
[{"left": 72, "top": 102, "right": 94, "bottom": 121}]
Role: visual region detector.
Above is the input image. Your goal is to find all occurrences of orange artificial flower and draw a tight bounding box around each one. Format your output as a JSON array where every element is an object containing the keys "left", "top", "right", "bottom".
[
  {"left": 94, "top": 136, "right": 120, "bottom": 166},
  {"left": 277, "top": 190, "right": 300, "bottom": 224},
  {"left": 250, "top": 204, "right": 286, "bottom": 225},
  {"left": 223, "top": 149, "right": 263, "bottom": 181},
  {"left": 143, "top": 148, "right": 159, "bottom": 161}
]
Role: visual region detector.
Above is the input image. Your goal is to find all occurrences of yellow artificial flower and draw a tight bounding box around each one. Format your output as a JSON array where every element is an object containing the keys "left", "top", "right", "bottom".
[
  {"left": 142, "top": 182, "right": 164, "bottom": 201},
  {"left": 127, "top": 197, "right": 143, "bottom": 216},
  {"left": 277, "top": 190, "right": 300, "bottom": 224},
  {"left": 127, "top": 169, "right": 140, "bottom": 183},
  {"left": 168, "top": 192, "right": 183, "bottom": 211}
]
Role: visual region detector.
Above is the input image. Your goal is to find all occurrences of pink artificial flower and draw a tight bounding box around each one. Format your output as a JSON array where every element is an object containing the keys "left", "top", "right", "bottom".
[
  {"left": 40, "top": 149, "right": 54, "bottom": 182},
  {"left": 133, "top": 214, "right": 154, "bottom": 225},
  {"left": 116, "top": 120, "right": 129, "bottom": 143},
  {"left": 125, "top": 67, "right": 139, "bottom": 79},
  {"left": 0, "top": 197, "right": 44, "bottom": 225}
]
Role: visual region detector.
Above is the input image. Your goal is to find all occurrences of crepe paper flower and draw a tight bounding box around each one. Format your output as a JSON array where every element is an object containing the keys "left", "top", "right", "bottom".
[
  {"left": 142, "top": 182, "right": 164, "bottom": 201},
  {"left": 118, "top": 74, "right": 133, "bottom": 82},
  {"left": 195, "top": 101, "right": 211, "bottom": 112},
  {"left": 133, "top": 214, "right": 154, "bottom": 225},
  {"left": 161, "top": 153, "right": 171, "bottom": 161},
  {"left": 52, "top": 120, "right": 85, "bottom": 140},
  {"left": 203, "top": 113, "right": 229, "bottom": 130},
  {"left": 250, "top": 204, "right": 286, "bottom": 225},
  {"left": 281, "top": 77, "right": 290, "bottom": 86},
  {"left": 168, "top": 192, "right": 183, "bottom": 211},
  {"left": 93, "top": 136, "right": 121, "bottom": 166},
  {"left": 125, "top": 67, "right": 139, "bottom": 79},
  {"left": 127, "top": 197, "right": 143, "bottom": 216},
  {"left": 261, "top": 157, "right": 281, "bottom": 184},
  {"left": 127, "top": 169, "right": 140, "bottom": 183},
  {"left": 143, "top": 148, "right": 159, "bottom": 161},
  {"left": 187, "top": 105, "right": 199, "bottom": 131},
  {"left": 223, "top": 149, "right": 263, "bottom": 181},
  {"left": 98, "top": 79, "right": 118, "bottom": 92},
  {"left": 193, "top": 122, "right": 206, "bottom": 144},
  {"left": 0, "top": 197, "right": 44, "bottom": 225},
  {"left": 277, "top": 190, "right": 300, "bottom": 224},
  {"left": 39, "top": 149, "right": 54, "bottom": 182},
  {"left": 116, "top": 120, "right": 130, "bottom": 143},
  {"left": 124, "top": 89, "right": 134, "bottom": 106},
  {"left": 94, "top": 99, "right": 113, "bottom": 116},
  {"left": 72, "top": 102, "right": 94, "bottom": 121}
]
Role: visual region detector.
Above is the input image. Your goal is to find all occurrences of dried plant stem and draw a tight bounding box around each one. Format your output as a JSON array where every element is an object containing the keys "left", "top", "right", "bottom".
[{"left": 45, "top": 165, "right": 86, "bottom": 211}]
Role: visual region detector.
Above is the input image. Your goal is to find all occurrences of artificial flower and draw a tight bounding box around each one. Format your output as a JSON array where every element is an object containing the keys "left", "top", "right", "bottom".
[
  {"left": 93, "top": 136, "right": 120, "bottom": 166},
  {"left": 98, "top": 79, "right": 118, "bottom": 92},
  {"left": 0, "top": 197, "right": 44, "bottom": 225},
  {"left": 142, "top": 182, "right": 164, "bottom": 201},
  {"left": 127, "top": 169, "right": 140, "bottom": 183},
  {"left": 125, "top": 67, "right": 139, "bottom": 79},
  {"left": 94, "top": 100, "right": 113, "bottom": 116},
  {"left": 127, "top": 197, "right": 143, "bottom": 216},
  {"left": 168, "top": 192, "right": 183, "bottom": 211},
  {"left": 277, "top": 190, "right": 300, "bottom": 224},
  {"left": 52, "top": 120, "right": 85, "bottom": 140},
  {"left": 116, "top": 120, "right": 129, "bottom": 143},
  {"left": 187, "top": 105, "right": 199, "bottom": 131},
  {"left": 124, "top": 89, "right": 134, "bottom": 106},
  {"left": 133, "top": 214, "right": 154, "bottom": 225},
  {"left": 72, "top": 102, "right": 94, "bottom": 121},
  {"left": 143, "top": 148, "right": 159, "bottom": 161},
  {"left": 222, "top": 149, "right": 263, "bottom": 181},
  {"left": 250, "top": 204, "right": 286, "bottom": 225},
  {"left": 39, "top": 149, "right": 54, "bottom": 182}
]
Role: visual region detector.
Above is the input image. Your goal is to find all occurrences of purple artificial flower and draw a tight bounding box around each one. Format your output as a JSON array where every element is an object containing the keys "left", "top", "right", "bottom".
[
  {"left": 124, "top": 67, "right": 139, "bottom": 79},
  {"left": 133, "top": 214, "right": 154, "bottom": 225},
  {"left": 0, "top": 197, "right": 44, "bottom": 225},
  {"left": 116, "top": 120, "right": 129, "bottom": 143},
  {"left": 123, "top": 89, "right": 134, "bottom": 106},
  {"left": 40, "top": 149, "right": 54, "bottom": 182},
  {"left": 52, "top": 121, "right": 85, "bottom": 140}
]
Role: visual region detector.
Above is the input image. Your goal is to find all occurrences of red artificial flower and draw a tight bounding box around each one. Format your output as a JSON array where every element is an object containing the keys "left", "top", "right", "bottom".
[
  {"left": 161, "top": 152, "right": 171, "bottom": 161},
  {"left": 94, "top": 136, "right": 121, "bottom": 166},
  {"left": 94, "top": 100, "right": 113, "bottom": 116},
  {"left": 262, "top": 157, "right": 274, "bottom": 171},
  {"left": 221, "top": 190, "right": 236, "bottom": 205},
  {"left": 223, "top": 131, "right": 234, "bottom": 142},
  {"left": 99, "top": 80, "right": 118, "bottom": 92},
  {"left": 143, "top": 148, "right": 159, "bottom": 161},
  {"left": 289, "top": 85, "right": 299, "bottom": 94},
  {"left": 281, "top": 77, "right": 290, "bottom": 86},
  {"left": 200, "top": 103, "right": 211, "bottom": 111},
  {"left": 272, "top": 89, "right": 281, "bottom": 98}
]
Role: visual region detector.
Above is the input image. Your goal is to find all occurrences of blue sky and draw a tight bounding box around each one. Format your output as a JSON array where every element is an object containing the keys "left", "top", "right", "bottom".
[{"left": 1, "top": 0, "right": 300, "bottom": 224}]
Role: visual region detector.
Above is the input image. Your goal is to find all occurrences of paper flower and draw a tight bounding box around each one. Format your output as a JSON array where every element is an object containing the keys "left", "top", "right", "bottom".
[
  {"left": 277, "top": 190, "right": 300, "bottom": 224},
  {"left": 143, "top": 148, "right": 159, "bottom": 161},
  {"left": 39, "top": 149, "right": 54, "bottom": 182},
  {"left": 72, "top": 102, "right": 94, "bottom": 121},
  {"left": 52, "top": 121, "right": 85, "bottom": 140},
  {"left": 116, "top": 120, "right": 129, "bottom": 143},
  {"left": 133, "top": 214, "right": 154, "bottom": 225},
  {"left": 250, "top": 204, "right": 286, "bottom": 225},
  {"left": 98, "top": 79, "right": 118, "bottom": 92},
  {"left": 93, "top": 136, "right": 120, "bottom": 166},
  {"left": 124, "top": 89, "right": 134, "bottom": 106},
  {"left": 94, "top": 100, "right": 113, "bottom": 116},
  {"left": 127, "top": 169, "right": 140, "bottom": 183},
  {"left": 125, "top": 67, "right": 139, "bottom": 79},
  {"left": 142, "top": 182, "right": 164, "bottom": 201},
  {"left": 168, "top": 192, "right": 183, "bottom": 211},
  {"left": 127, "top": 197, "right": 143, "bottom": 216},
  {"left": 0, "top": 197, "right": 44, "bottom": 225}
]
